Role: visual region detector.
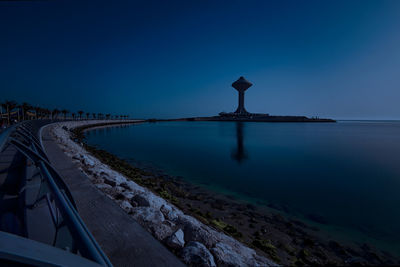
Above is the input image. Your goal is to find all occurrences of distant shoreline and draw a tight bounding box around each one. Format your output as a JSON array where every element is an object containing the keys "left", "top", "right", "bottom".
[{"left": 148, "top": 115, "right": 336, "bottom": 123}]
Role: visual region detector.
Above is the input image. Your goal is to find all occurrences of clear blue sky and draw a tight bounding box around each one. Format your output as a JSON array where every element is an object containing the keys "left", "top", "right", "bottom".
[{"left": 1, "top": 0, "right": 400, "bottom": 119}]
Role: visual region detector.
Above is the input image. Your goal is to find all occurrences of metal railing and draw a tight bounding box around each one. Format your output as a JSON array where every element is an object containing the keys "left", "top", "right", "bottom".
[{"left": 0, "top": 122, "right": 113, "bottom": 266}]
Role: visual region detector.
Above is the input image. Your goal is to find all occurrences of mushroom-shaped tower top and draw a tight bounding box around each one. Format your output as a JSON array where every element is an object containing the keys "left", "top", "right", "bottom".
[{"left": 232, "top": 76, "right": 253, "bottom": 92}]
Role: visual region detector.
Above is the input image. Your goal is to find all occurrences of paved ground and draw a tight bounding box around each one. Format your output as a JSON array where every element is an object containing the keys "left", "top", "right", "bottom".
[{"left": 40, "top": 122, "right": 185, "bottom": 267}]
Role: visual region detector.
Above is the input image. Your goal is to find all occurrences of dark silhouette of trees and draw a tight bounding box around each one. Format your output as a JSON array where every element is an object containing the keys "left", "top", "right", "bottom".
[
  {"left": 44, "top": 108, "right": 51, "bottom": 119},
  {"left": 1, "top": 100, "right": 17, "bottom": 125},
  {"left": 20, "top": 102, "right": 32, "bottom": 121},
  {"left": 33, "top": 106, "right": 41, "bottom": 120},
  {"left": 0, "top": 99, "right": 131, "bottom": 126},
  {"left": 52, "top": 109, "right": 60, "bottom": 120},
  {"left": 78, "top": 110, "right": 84, "bottom": 120},
  {"left": 61, "top": 109, "right": 69, "bottom": 120}
]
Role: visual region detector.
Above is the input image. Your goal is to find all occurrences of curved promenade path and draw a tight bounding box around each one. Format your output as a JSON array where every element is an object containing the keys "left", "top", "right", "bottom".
[{"left": 39, "top": 121, "right": 185, "bottom": 267}]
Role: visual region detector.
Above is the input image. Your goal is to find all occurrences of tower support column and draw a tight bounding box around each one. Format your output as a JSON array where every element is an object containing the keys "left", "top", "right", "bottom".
[
  {"left": 232, "top": 76, "right": 252, "bottom": 115},
  {"left": 235, "top": 91, "right": 247, "bottom": 114}
]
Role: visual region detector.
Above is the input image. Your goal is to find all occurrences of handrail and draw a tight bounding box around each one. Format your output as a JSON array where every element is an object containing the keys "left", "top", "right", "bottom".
[
  {"left": 0, "top": 122, "right": 113, "bottom": 266},
  {"left": 15, "top": 126, "right": 49, "bottom": 161},
  {"left": 10, "top": 136, "right": 78, "bottom": 209},
  {"left": 38, "top": 161, "right": 111, "bottom": 265},
  {"left": 0, "top": 124, "right": 16, "bottom": 152}
]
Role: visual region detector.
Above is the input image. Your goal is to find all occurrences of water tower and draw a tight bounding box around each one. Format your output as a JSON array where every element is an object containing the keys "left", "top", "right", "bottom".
[{"left": 232, "top": 76, "right": 252, "bottom": 115}]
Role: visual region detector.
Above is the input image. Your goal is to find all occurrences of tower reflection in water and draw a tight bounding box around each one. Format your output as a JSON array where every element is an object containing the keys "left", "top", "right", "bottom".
[{"left": 231, "top": 122, "right": 248, "bottom": 163}]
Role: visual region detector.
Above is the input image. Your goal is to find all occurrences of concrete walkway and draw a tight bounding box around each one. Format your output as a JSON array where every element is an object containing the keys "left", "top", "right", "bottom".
[{"left": 40, "top": 123, "right": 185, "bottom": 267}]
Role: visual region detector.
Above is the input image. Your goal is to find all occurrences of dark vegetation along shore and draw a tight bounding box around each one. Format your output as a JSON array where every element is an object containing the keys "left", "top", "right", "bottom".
[{"left": 73, "top": 123, "right": 398, "bottom": 266}]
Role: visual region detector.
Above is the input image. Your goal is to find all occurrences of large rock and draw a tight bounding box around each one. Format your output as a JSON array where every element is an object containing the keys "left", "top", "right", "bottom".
[
  {"left": 132, "top": 194, "right": 151, "bottom": 207},
  {"left": 152, "top": 223, "right": 174, "bottom": 241},
  {"left": 183, "top": 223, "right": 218, "bottom": 248},
  {"left": 211, "top": 242, "right": 245, "bottom": 266},
  {"left": 211, "top": 242, "right": 278, "bottom": 267},
  {"left": 119, "top": 182, "right": 131, "bottom": 190},
  {"left": 95, "top": 183, "right": 112, "bottom": 191},
  {"left": 103, "top": 176, "right": 117, "bottom": 187},
  {"left": 108, "top": 186, "right": 125, "bottom": 200},
  {"left": 167, "top": 229, "right": 185, "bottom": 249},
  {"left": 82, "top": 155, "right": 95, "bottom": 167},
  {"left": 92, "top": 176, "right": 104, "bottom": 184},
  {"left": 118, "top": 180, "right": 136, "bottom": 191},
  {"left": 121, "top": 191, "right": 134, "bottom": 200},
  {"left": 161, "top": 204, "right": 180, "bottom": 221},
  {"left": 131, "top": 207, "right": 165, "bottom": 225},
  {"left": 181, "top": 241, "right": 216, "bottom": 267},
  {"left": 120, "top": 200, "right": 133, "bottom": 213},
  {"left": 131, "top": 207, "right": 173, "bottom": 240}
]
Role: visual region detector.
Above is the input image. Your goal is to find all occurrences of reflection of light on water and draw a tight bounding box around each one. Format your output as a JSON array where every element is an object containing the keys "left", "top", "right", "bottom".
[{"left": 231, "top": 122, "right": 248, "bottom": 163}]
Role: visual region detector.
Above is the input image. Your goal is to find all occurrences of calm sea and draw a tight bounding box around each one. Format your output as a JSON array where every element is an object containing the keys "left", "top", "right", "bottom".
[{"left": 85, "top": 121, "right": 400, "bottom": 255}]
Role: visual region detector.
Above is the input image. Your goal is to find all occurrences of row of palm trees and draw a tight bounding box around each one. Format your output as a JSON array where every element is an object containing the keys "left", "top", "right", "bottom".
[{"left": 0, "top": 100, "right": 130, "bottom": 126}]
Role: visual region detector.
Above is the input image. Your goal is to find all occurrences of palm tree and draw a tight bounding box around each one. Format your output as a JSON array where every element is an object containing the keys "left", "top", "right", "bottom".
[
  {"left": 92, "top": 113, "right": 96, "bottom": 120},
  {"left": 34, "top": 106, "right": 41, "bottom": 120},
  {"left": 44, "top": 108, "right": 51, "bottom": 119},
  {"left": 52, "top": 109, "right": 60, "bottom": 120},
  {"left": 1, "top": 100, "right": 17, "bottom": 125},
  {"left": 17, "top": 105, "right": 21, "bottom": 122},
  {"left": 39, "top": 108, "right": 45, "bottom": 119},
  {"left": 0, "top": 103, "right": 3, "bottom": 124},
  {"left": 97, "top": 113, "right": 103, "bottom": 120},
  {"left": 20, "top": 102, "right": 32, "bottom": 121},
  {"left": 1, "top": 102, "right": 7, "bottom": 124},
  {"left": 78, "top": 110, "right": 84, "bottom": 120},
  {"left": 40, "top": 108, "right": 46, "bottom": 119},
  {"left": 61, "top": 109, "right": 69, "bottom": 120},
  {"left": 105, "top": 114, "right": 110, "bottom": 120},
  {"left": 86, "top": 112, "right": 90, "bottom": 120},
  {"left": 72, "top": 113, "right": 76, "bottom": 120}
]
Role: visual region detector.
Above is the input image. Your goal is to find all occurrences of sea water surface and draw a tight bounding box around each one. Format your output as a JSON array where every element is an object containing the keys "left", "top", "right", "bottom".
[{"left": 85, "top": 121, "right": 400, "bottom": 255}]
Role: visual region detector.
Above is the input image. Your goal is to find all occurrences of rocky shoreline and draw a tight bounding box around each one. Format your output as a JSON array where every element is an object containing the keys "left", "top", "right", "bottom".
[
  {"left": 49, "top": 120, "right": 399, "bottom": 266},
  {"left": 48, "top": 120, "right": 277, "bottom": 267}
]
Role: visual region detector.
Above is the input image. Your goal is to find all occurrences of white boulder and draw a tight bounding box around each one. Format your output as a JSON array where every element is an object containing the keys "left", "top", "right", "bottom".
[
  {"left": 167, "top": 229, "right": 185, "bottom": 249},
  {"left": 181, "top": 241, "right": 216, "bottom": 267},
  {"left": 120, "top": 200, "right": 133, "bottom": 213}
]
